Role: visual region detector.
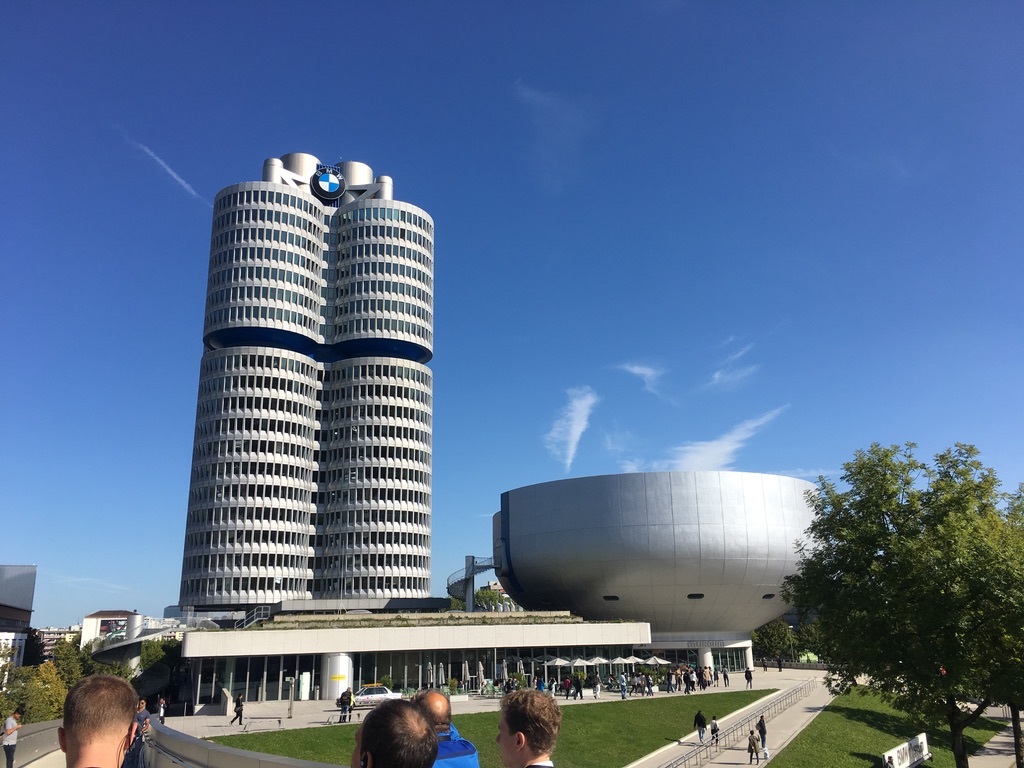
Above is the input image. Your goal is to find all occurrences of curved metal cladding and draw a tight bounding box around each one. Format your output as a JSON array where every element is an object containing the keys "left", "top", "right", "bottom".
[
  {"left": 493, "top": 471, "right": 815, "bottom": 634},
  {"left": 179, "top": 154, "right": 433, "bottom": 611}
]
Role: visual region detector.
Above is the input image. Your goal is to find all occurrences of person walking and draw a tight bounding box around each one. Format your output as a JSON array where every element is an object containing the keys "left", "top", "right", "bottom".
[
  {"left": 747, "top": 730, "right": 761, "bottom": 764},
  {"left": 710, "top": 716, "right": 720, "bottom": 746},
  {"left": 229, "top": 694, "right": 244, "bottom": 726},
  {"left": 722, "top": 668, "right": 730, "bottom": 687},
  {"left": 757, "top": 715, "right": 767, "bottom": 749},
  {"left": 618, "top": 672, "right": 627, "bottom": 700},
  {"left": 744, "top": 668, "right": 753, "bottom": 689},
  {"left": 3, "top": 707, "right": 24, "bottom": 768},
  {"left": 693, "top": 710, "right": 707, "bottom": 743}
]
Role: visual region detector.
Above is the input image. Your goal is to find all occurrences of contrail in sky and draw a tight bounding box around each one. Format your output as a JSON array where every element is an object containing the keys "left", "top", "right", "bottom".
[{"left": 129, "top": 138, "right": 212, "bottom": 208}]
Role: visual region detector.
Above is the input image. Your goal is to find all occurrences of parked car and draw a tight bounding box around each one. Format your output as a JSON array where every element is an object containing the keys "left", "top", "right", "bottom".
[{"left": 352, "top": 684, "right": 402, "bottom": 708}]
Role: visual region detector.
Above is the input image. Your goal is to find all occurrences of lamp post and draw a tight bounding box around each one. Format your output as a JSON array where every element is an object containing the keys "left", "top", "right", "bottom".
[{"left": 788, "top": 626, "right": 796, "bottom": 663}]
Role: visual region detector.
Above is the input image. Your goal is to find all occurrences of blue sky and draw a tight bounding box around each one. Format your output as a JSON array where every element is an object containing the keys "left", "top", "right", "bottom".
[{"left": 2, "top": 2, "right": 1022, "bottom": 628}]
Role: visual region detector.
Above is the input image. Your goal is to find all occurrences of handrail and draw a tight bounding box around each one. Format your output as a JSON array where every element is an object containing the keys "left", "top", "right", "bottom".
[
  {"left": 661, "top": 678, "right": 819, "bottom": 768},
  {"left": 235, "top": 605, "right": 271, "bottom": 629},
  {"left": 445, "top": 557, "right": 495, "bottom": 600}
]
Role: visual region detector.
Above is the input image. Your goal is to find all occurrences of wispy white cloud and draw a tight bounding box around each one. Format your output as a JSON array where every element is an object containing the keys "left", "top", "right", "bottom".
[
  {"left": 707, "top": 364, "right": 759, "bottom": 388},
  {"left": 128, "top": 138, "right": 212, "bottom": 207},
  {"left": 52, "top": 573, "right": 132, "bottom": 592},
  {"left": 706, "top": 341, "right": 758, "bottom": 389},
  {"left": 774, "top": 467, "right": 839, "bottom": 481},
  {"left": 724, "top": 343, "right": 754, "bottom": 364},
  {"left": 513, "top": 80, "right": 592, "bottom": 192},
  {"left": 656, "top": 406, "right": 789, "bottom": 471},
  {"left": 620, "top": 458, "right": 647, "bottom": 474},
  {"left": 619, "top": 363, "right": 665, "bottom": 395},
  {"left": 544, "top": 386, "right": 599, "bottom": 473}
]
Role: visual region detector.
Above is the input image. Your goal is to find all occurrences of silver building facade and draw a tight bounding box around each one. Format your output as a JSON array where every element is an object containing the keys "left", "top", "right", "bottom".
[
  {"left": 179, "top": 154, "right": 434, "bottom": 612},
  {"left": 493, "top": 471, "right": 815, "bottom": 664}
]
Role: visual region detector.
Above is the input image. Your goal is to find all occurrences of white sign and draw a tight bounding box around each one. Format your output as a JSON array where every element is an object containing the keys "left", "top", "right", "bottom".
[{"left": 883, "top": 733, "right": 930, "bottom": 768}]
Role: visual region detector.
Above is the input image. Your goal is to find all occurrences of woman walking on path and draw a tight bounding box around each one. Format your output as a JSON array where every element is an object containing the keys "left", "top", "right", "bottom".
[{"left": 747, "top": 730, "right": 761, "bottom": 764}]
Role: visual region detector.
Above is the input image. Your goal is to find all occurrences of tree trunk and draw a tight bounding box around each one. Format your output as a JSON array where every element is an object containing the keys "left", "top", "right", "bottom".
[
  {"left": 1011, "top": 703, "right": 1023, "bottom": 768},
  {"left": 949, "top": 709, "right": 970, "bottom": 768}
]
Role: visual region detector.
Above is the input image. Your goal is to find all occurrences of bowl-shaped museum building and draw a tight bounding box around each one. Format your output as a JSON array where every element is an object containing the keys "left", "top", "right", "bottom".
[{"left": 493, "top": 471, "right": 816, "bottom": 671}]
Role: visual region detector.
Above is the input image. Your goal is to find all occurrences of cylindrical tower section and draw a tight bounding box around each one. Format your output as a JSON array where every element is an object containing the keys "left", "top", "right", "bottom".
[
  {"left": 204, "top": 182, "right": 326, "bottom": 350},
  {"left": 179, "top": 345, "right": 319, "bottom": 609},
  {"left": 332, "top": 199, "right": 433, "bottom": 363},
  {"left": 316, "top": 357, "right": 432, "bottom": 598}
]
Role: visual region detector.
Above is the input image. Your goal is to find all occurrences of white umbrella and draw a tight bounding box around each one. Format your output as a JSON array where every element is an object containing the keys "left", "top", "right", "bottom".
[
  {"left": 625, "top": 655, "right": 644, "bottom": 664},
  {"left": 589, "top": 657, "right": 610, "bottom": 665},
  {"left": 438, "top": 663, "right": 445, "bottom": 688},
  {"left": 644, "top": 655, "right": 671, "bottom": 665},
  {"left": 463, "top": 660, "right": 471, "bottom": 690},
  {"left": 610, "top": 657, "right": 630, "bottom": 665},
  {"left": 569, "top": 657, "right": 590, "bottom": 667},
  {"left": 478, "top": 660, "right": 486, "bottom": 689},
  {"left": 517, "top": 658, "right": 526, "bottom": 677},
  {"left": 547, "top": 657, "right": 571, "bottom": 666},
  {"left": 501, "top": 658, "right": 509, "bottom": 681},
  {"left": 428, "top": 664, "right": 435, "bottom": 688}
]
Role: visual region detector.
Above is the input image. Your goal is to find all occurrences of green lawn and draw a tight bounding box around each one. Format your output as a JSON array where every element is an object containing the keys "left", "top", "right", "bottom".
[
  {"left": 770, "top": 689, "right": 1005, "bottom": 768},
  {"left": 210, "top": 689, "right": 767, "bottom": 768}
]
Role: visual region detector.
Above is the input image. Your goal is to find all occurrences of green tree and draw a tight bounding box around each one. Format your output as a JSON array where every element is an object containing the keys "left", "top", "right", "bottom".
[
  {"left": 751, "top": 619, "right": 793, "bottom": 660},
  {"left": 140, "top": 640, "right": 166, "bottom": 671},
  {"left": 783, "top": 443, "right": 1024, "bottom": 768},
  {"left": 23, "top": 662, "right": 66, "bottom": 721},
  {"left": 51, "top": 638, "right": 84, "bottom": 690},
  {"left": 474, "top": 589, "right": 502, "bottom": 611},
  {"left": 794, "top": 620, "right": 823, "bottom": 660},
  {"left": 985, "top": 485, "right": 1024, "bottom": 768},
  {"left": 22, "top": 630, "right": 45, "bottom": 667}
]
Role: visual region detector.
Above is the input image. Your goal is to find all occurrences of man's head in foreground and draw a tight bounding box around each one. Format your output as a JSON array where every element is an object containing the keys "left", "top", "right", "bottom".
[
  {"left": 352, "top": 699, "right": 437, "bottom": 768},
  {"left": 410, "top": 691, "right": 452, "bottom": 734},
  {"left": 59, "top": 675, "right": 137, "bottom": 768},
  {"left": 496, "top": 690, "right": 562, "bottom": 768}
]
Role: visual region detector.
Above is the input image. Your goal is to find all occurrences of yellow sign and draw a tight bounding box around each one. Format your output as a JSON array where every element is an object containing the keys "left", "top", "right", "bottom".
[{"left": 331, "top": 675, "right": 348, "bottom": 681}]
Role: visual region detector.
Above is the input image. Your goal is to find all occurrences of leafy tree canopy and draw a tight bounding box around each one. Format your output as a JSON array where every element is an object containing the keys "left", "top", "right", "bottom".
[
  {"left": 783, "top": 443, "right": 1024, "bottom": 768},
  {"left": 751, "top": 619, "right": 793, "bottom": 660}
]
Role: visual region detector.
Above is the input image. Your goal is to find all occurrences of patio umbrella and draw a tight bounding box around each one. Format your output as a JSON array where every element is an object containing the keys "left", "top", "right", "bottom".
[
  {"left": 517, "top": 658, "right": 526, "bottom": 677},
  {"left": 428, "top": 664, "right": 435, "bottom": 688},
  {"left": 610, "top": 657, "right": 630, "bottom": 665},
  {"left": 625, "top": 655, "right": 644, "bottom": 664},
  {"left": 588, "top": 657, "right": 610, "bottom": 665},
  {"left": 643, "top": 655, "right": 671, "bottom": 665},
  {"left": 478, "top": 660, "right": 486, "bottom": 688},
  {"left": 501, "top": 658, "right": 508, "bottom": 680},
  {"left": 438, "top": 663, "right": 446, "bottom": 688},
  {"left": 463, "top": 660, "right": 470, "bottom": 690},
  {"left": 569, "top": 657, "right": 590, "bottom": 667}
]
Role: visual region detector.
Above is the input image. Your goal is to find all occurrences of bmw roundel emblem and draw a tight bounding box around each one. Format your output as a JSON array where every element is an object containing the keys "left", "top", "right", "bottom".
[{"left": 310, "top": 167, "right": 346, "bottom": 201}]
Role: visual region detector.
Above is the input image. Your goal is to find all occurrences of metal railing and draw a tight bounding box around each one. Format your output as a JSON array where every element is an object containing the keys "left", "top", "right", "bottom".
[
  {"left": 661, "top": 678, "right": 819, "bottom": 768},
  {"left": 235, "top": 606, "right": 271, "bottom": 629}
]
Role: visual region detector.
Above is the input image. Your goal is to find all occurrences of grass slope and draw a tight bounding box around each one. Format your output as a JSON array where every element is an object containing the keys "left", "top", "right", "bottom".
[
  {"left": 770, "top": 689, "right": 1004, "bottom": 768},
  {"left": 210, "top": 690, "right": 767, "bottom": 768}
]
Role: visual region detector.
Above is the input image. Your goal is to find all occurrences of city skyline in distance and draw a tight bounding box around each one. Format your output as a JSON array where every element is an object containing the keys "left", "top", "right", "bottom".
[{"left": 3, "top": 2, "right": 1022, "bottom": 627}]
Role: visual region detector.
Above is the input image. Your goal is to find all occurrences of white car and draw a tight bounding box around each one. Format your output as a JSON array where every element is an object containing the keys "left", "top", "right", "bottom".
[{"left": 352, "top": 685, "right": 402, "bottom": 708}]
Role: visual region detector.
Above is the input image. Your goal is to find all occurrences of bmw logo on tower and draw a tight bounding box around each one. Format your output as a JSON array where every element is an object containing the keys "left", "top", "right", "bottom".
[{"left": 310, "top": 166, "right": 346, "bottom": 201}]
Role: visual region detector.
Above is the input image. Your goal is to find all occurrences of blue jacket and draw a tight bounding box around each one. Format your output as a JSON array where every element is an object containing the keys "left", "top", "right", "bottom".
[{"left": 435, "top": 727, "right": 480, "bottom": 768}]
